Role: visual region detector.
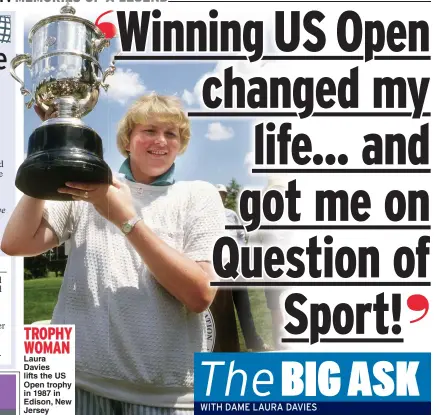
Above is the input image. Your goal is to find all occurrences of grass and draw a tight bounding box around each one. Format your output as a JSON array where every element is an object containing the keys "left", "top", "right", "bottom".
[
  {"left": 235, "top": 289, "right": 274, "bottom": 350},
  {"left": 24, "top": 275, "right": 62, "bottom": 324},
  {"left": 24, "top": 277, "right": 274, "bottom": 350}
]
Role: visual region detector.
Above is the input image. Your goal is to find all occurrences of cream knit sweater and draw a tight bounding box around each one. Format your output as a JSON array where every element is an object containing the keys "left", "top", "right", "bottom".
[{"left": 43, "top": 176, "right": 225, "bottom": 407}]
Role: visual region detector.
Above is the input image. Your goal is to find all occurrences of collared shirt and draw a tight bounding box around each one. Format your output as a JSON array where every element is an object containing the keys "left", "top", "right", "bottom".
[{"left": 118, "top": 158, "right": 175, "bottom": 186}]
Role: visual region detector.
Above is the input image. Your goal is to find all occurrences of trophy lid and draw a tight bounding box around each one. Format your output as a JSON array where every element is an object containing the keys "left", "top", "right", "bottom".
[
  {"left": 28, "top": 4, "right": 105, "bottom": 43},
  {"left": 60, "top": 3, "right": 76, "bottom": 15}
]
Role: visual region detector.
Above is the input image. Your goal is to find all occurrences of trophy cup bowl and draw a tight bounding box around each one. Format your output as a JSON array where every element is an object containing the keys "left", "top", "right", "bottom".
[{"left": 10, "top": 4, "right": 115, "bottom": 201}]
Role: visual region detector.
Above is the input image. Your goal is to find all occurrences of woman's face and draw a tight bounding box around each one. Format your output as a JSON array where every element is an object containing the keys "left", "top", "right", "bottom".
[{"left": 127, "top": 118, "right": 181, "bottom": 182}]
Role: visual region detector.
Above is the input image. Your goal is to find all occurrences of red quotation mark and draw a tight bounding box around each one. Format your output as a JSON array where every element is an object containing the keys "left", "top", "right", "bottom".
[
  {"left": 95, "top": 11, "right": 117, "bottom": 39},
  {"left": 407, "top": 294, "right": 429, "bottom": 324}
]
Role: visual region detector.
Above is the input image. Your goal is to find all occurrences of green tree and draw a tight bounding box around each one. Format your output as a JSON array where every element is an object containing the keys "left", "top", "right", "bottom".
[
  {"left": 225, "top": 178, "right": 241, "bottom": 211},
  {"left": 24, "top": 245, "right": 67, "bottom": 280},
  {"left": 24, "top": 255, "right": 49, "bottom": 280}
]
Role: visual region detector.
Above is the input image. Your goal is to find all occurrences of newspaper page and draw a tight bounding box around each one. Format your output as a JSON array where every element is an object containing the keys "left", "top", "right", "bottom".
[{"left": 0, "top": 0, "right": 437, "bottom": 414}]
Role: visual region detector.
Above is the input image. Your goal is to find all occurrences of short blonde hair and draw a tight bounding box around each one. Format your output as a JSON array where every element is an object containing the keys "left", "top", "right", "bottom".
[{"left": 116, "top": 93, "right": 191, "bottom": 158}]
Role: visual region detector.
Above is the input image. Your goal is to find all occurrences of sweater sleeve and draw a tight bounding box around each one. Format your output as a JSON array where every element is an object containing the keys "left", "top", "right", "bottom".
[
  {"left": 183, "top": 182, "right": 226, "bottom": 263},
  {"left": 42, "top": 200, "right": 78, "bottom": 245}
]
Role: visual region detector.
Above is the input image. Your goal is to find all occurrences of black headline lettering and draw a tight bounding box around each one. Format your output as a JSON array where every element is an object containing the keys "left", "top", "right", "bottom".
[
  {"left": 393, "top": 236, "right": 429, "bottom": 278},
  {"left": 363, "top": 123, "right": 429, "bottom": 165},
  {"left": 202, "top": 66, "right": 358, "bottom": 117},
  {"left": 0, "top": 53, "right": 7, "bottom": 70},
  {"left": 254, "top": 123, "right": 313, "bottom": 165},
  {"left": 384, "top": 191, "right": 429, "bottom": 222},
  {"left": 116, "top": 8, "right": 432, "bottom": 344},
  {"left": 239, "top": 180, "right": 301, "bottom": 231},
  {"left": 373, "top": 77, "right": 429, "bottom": 118},
  {"left": 337, "top": 11, "right": 428, "bottom": 62},
  {"left": 213, "top": 235, "right": 380, "bottom": 280},
  {"left": 275, "top": 11, "right": 326, "bottom": 53},
  {"left": 238, "top": 182, "right": 428, "bottom": 230},
  {"left": 117, "top": 10, "right": 264, "bottom": 61},
  {"left": 116, "top": 10, "right": 429, "bottom": 63},
  {"left": 284, "top": 292, "right": 402, "bottom": 344},
  {"left": 213, "top": 236, "right": 429, "bottom": 280},
  {"left": 316, "top": 190, "right": 371, "bottom": 222}
]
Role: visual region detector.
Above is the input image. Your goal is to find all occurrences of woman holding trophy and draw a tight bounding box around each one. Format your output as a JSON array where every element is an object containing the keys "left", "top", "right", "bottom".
[{"left": 1, "top": 93, "right": 225, "bottom": 415}]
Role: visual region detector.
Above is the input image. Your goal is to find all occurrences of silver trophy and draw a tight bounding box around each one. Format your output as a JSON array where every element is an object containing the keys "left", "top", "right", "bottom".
[{"left": 10, "top": 4, "right": 116, "bottom": 200}]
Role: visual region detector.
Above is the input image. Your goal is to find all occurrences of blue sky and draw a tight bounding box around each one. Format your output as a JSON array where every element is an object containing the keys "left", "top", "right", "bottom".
[{"left": 23, "top": 39, "right": 266, "bottom": 190}]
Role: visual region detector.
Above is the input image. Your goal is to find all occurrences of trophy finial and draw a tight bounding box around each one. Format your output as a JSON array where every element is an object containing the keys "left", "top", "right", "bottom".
[{"left": 60, "top": 1, "right": 76, "bottom": 15}]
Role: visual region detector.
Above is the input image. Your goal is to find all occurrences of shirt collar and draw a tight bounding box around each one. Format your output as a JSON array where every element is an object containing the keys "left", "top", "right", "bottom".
[{"left": 118, "top": 158, "right": 175, "bottom": 186}]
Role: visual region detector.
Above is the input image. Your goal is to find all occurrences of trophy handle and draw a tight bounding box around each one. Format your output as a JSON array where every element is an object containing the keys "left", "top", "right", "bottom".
[
  {"left": 100, "top": 63, "right": 116, "bottom": 92},
  {"left": 100, "top": 52, "right": 120, "bottom": 92},
  {"left": 93, "top": 38, "right": 111, "bottom": 54},
  {"left": 10, "top": 54, "right": 35, "bottom": 109}
]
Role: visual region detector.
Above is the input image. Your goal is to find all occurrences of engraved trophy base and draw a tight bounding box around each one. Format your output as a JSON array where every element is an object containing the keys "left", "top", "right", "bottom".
[{"left": 16, "top": 119, "right": 113, "bottom": 201}]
